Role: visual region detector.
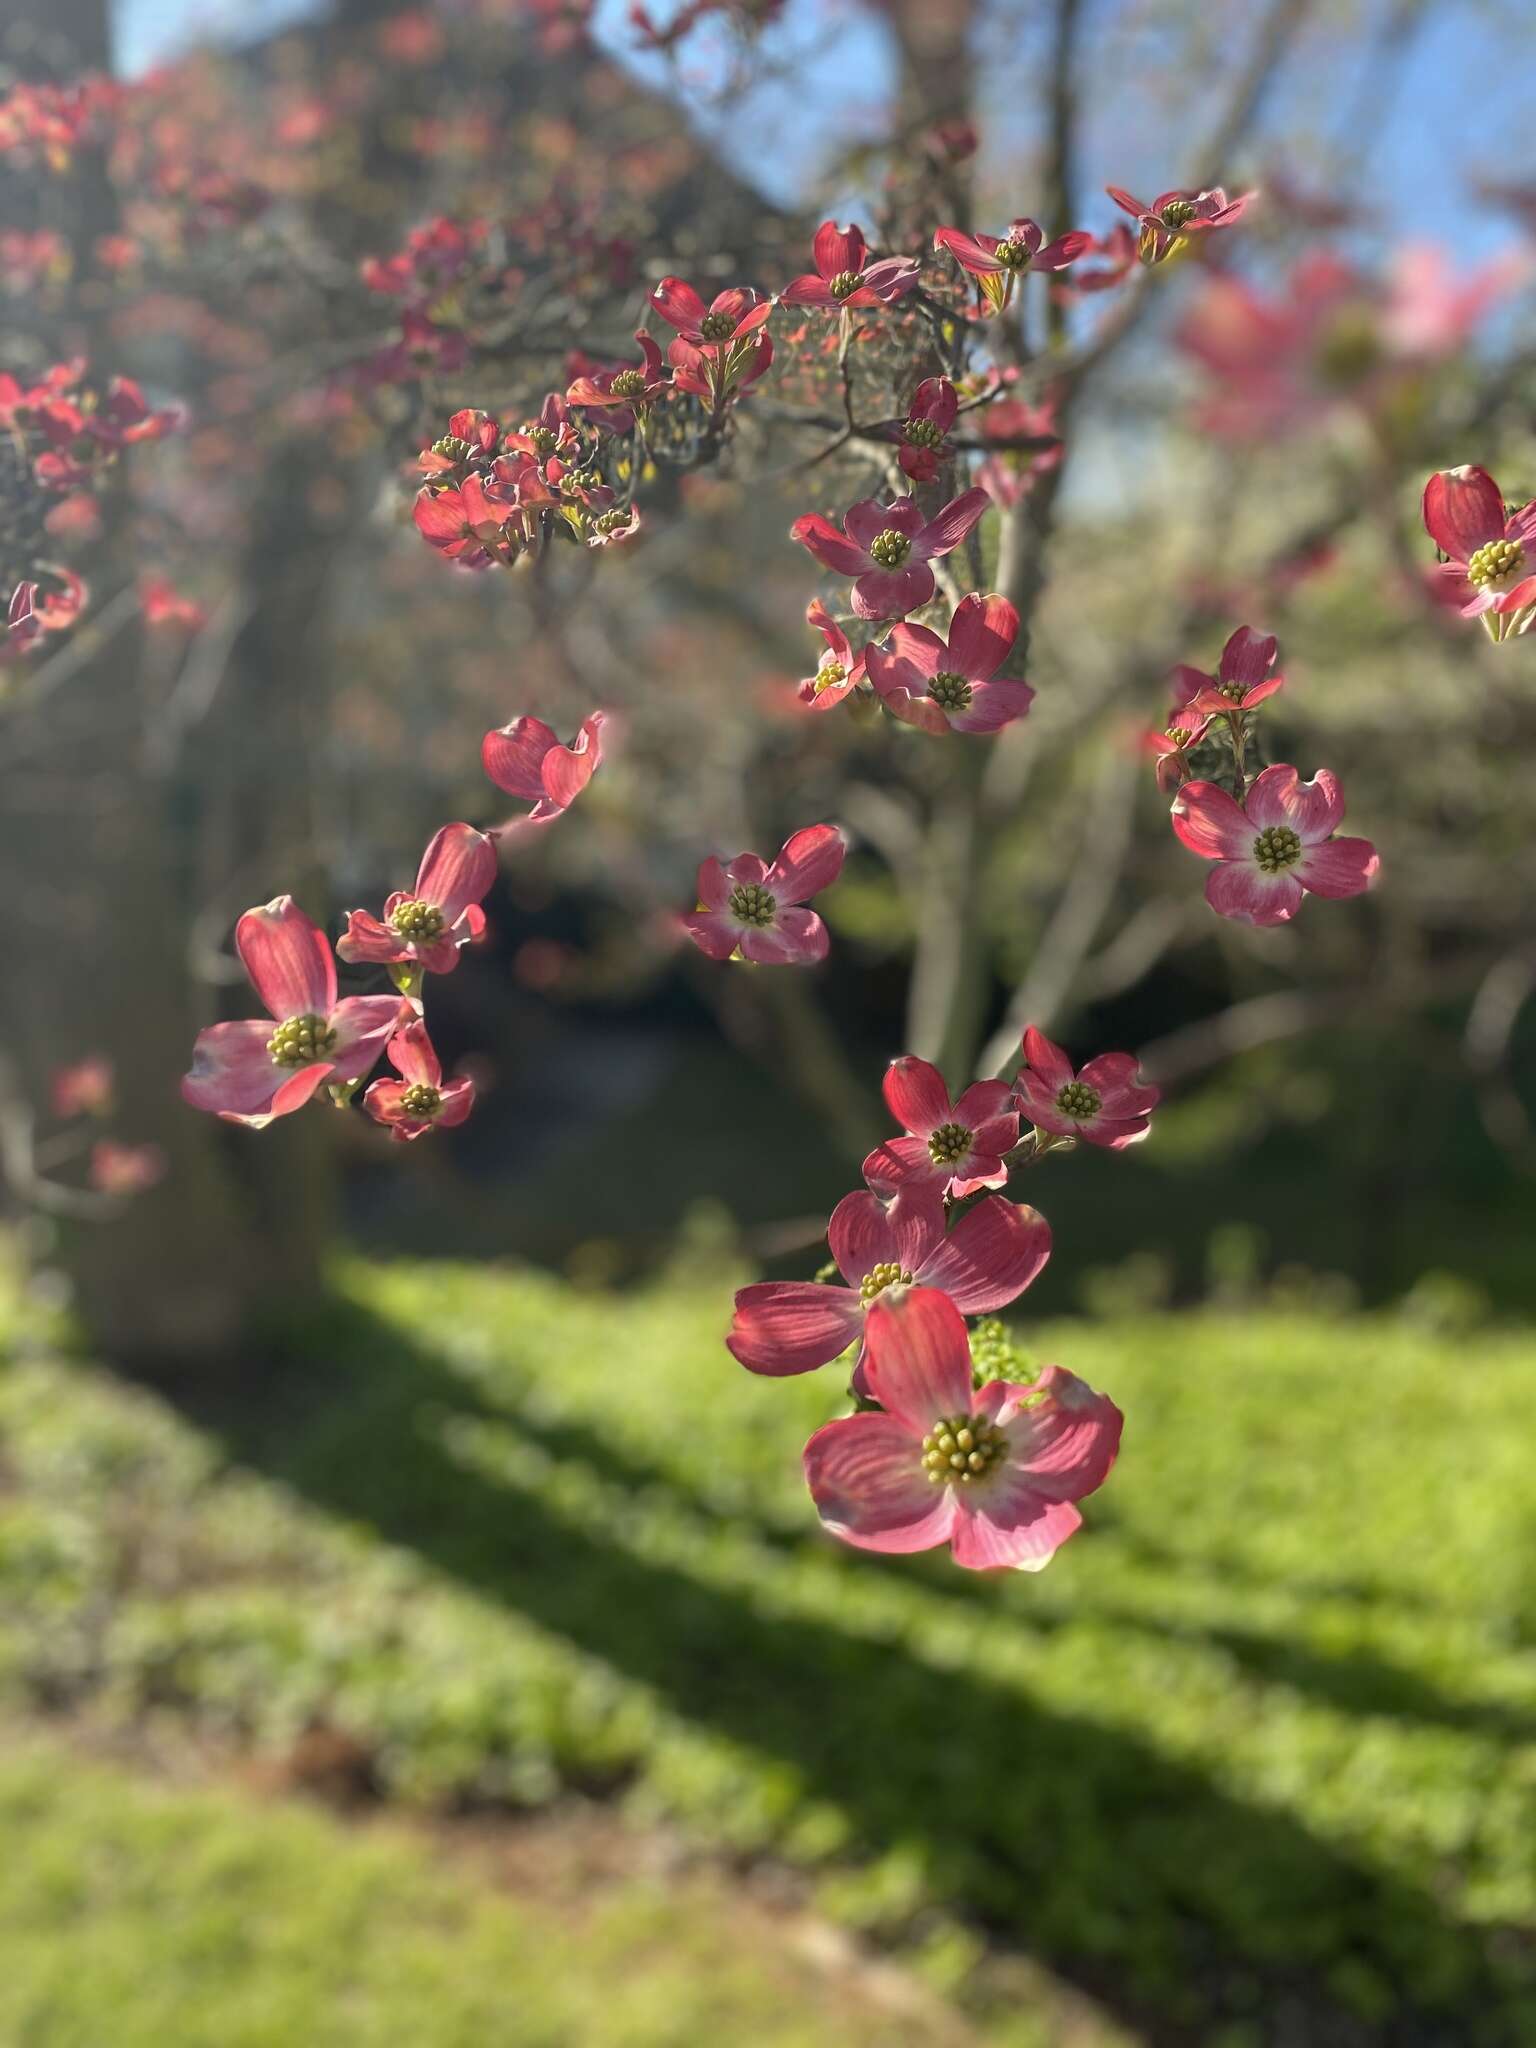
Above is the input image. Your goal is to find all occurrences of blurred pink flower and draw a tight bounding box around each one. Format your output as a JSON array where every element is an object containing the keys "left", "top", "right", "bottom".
[
  {"left": 51, "top": 1056, "right": 114, "bottom": 1119},
  {"left": 892, "top": 377, "right": 956, "bottom": 484},
  {"left": 89, "top": 1140, "right": 166, "bottom": 1197}
]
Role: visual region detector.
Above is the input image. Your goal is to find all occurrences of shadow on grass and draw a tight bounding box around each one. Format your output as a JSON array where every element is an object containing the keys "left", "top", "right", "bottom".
[{"left": 151, "top": 1297, "right": 1525, "bottom": 2048}]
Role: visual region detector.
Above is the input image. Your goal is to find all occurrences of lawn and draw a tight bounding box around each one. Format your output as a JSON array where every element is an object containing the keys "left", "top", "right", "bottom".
[{"left": 2, "top": 1254, "right": 1535, "bottom": 2045}]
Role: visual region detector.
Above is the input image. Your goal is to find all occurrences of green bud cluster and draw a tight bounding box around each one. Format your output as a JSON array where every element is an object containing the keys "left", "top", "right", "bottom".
[
  {"left": 398, "top": 1082, "right": 443, "bottom": 1119},
  {"left": 1055, "top": 1080, "right": 1101, "bottom": 1120},
  {"left": 728, "top": 882, "right": 777, "bottom": 927},
  {"left": 904, "top": 418, "right": 944, "bottom": 449},
  {"left": 1160, "top": 198, "right": 1198, "bottom": 227},
  {"left": 813, "top": 659, "right": 846, "bottom": 694},
  {"left": 594, "top": 508, "right": 631, "bottom": 533},
  {"left": 388, "top": 898, "right": 446, "bottom": 942},
  {"left": 995, "top": 238, "right": 1032, "bottom": 271},
  {"left": 523, "top": 423, "right": 558, "bottom": 455},
  {"left": 869, "top": 528, "right": 911, "bottom": 569},
  {"left": 859, "top": 1261, "right": 913, "bottom": 1304},
  {"left": 921, "top": 1413, "right": 1009, "bottom": 1486},
  {"left": 927, "top": 1120, "right": 972, "bottom": 1165},
  {"left": 1468, "top": 537, "right": 1523, "bottom": 589},
  {"left": 267, "top": 1013, "right": 337, "bottom": 1067},
  {"left": 928, "top": 670, "right": 974, "bottom": 712},
  {"left": 1253, "top": 824, "right": 1302, "bottom": 873},
  {"left": 432, "top": 435, "right": 475, "bottom": 464},
  {"left": 699, "top": 311, "right": 736, "bottom": 341},
  {"left": 609, "top": 369, "right": 647, "bottom": 398},
  {"left": 829, "top": 271, "right": 862, "bottom": 300}
]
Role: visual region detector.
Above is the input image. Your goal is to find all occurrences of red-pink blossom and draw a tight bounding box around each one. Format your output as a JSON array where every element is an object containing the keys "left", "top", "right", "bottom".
[
  {"left": 797, "top": 598, "right": 866, "bottom": 711},
  {"left": 1174, "top": 624, "right": 1285, "bottom": 719},
  {"left": 412, "top": 473, "right": 517, "bottom": 568},
  {"left": 791, "top": 488, "right": 991, "bottom": 621},
  {"left": 667, "top": 328, "right": 773, "bottom": 410},
  {"left": 682, "top": 824, "right": 845, "bottom": 966},
  {"left": 89, "top": 1140, "right": 167, "bottom": 1197},
  {"left": 728, "top": 1189, "right": 1050, "bottom": 1378},
  {"left": 51, "top": 1055, "right": 114, "bottom": 1119},
  {"left": 140, "top": 576, "right": 206, "bottom": 630},
  {"left": 780, "top": 220, "right": 919, "bottom": 312},
  {"left": 864, "top": 1055, "right": 1020, "bottom": 1199},
  {"left": 893, "top": 377, "right": 956, "bottom": 483},
  {"left": 650, "top": 277, "right": 773, "bottom": 349},
  {"left": 482, "top": 710, "right": 606, "bottom": 824},
  {"left": 975, "top": 393, "right": 1062, "bottom": 507},
  {"left": 337, "top": 823, "right": 498, "bottom": 979},
  {"left": 418, "top": 406, "right": 501, "bottom": 477},
  {"left": 499, "top": 392, "right": 577, "bottom": 467},
  {"left": 934, "top": 217, "right": 1091, "bottom": 313},
  {"left": 802, "top": 1286, "right": 1121, "bottom": 1570},
  {"left": 1171, "top": 765, "right": 1380, "bottom": 926},
  {"left": 1422, "top": 465, "right": 1536, "bottom": 639},
  {"left": 182, "top": 897, "right": 406, "bottom": 1129},
  {"left": 1013, "top": 1027, "right": 1159, "bottom": 1149},
  {"left": 363, "top": 1018, "right": 475, "bottom": 1142},
  {"left": 566, "top": 330, "right": 670, "bottom": 430},
  {"left": 863, "top": 592, "right": 1033, "bottom": 735},
  {"left": 1064, "top": 224, "right": 1137, "bottom": 294},
  {"left": 1106, "top": 182, "right": 1255, "bottom": 265}
]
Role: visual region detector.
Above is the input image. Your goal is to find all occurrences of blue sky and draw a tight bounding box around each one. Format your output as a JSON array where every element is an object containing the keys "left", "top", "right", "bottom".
[{"left": 113, "top": 0, "right": 1533, "bottom": 268}]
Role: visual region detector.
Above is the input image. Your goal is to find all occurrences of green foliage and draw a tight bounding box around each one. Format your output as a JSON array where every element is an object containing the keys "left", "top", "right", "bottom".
[{"left": 3, "top": 1261, "right": 1536, "bottom": 2042}]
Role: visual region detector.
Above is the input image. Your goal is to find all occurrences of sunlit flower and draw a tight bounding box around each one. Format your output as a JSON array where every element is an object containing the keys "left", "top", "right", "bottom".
[
  {"left": 482, "top": 710, "right": 606, "bottom": 824},
  {"left": 791, "top": 489, "right": 991, "bottom": 621},
  {"left": 797, "top": 597, "right": 866, "bottom": 711},
  {"left": 1013, "top": 1028, "right": 1159, "bottom": 1149},
  {"left": 1106, "top": 182, "right": 1255, "bottom": 266},
  {"left": 1171, "top": 764, "right": 1380, "bottom": 925},
  {"left": 337, "top": 823, "right": 498, "bottom": 980},
  {"left": 863, "top": 591, "right": 1032, "bottom": 734},
  {"left": 682, "top": 824, "right": 845, "bottom": 966},
  {"left": 935, "top": 216, "right": 1092, "bottom": 313},
  {"left": 1422, "top": 465, "right": 1536, "bottom": 640},
  {"left": 893, "top": 377, "right": 956, "bottom": 483},
  {"left": 780, "top": 220, "right": 919, "bottom": 312},
  {"left": 863, "top": 1055, "right": 1020, "bottom": 1199},
  {"left": 363, "top": 1018, "right": 475, "bottom": 1141}
]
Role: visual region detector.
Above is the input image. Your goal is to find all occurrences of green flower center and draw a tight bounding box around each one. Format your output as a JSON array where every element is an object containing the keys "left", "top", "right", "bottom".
[
  {"left": 828, "top": 270, "right": 862, "bottom": 300},
  {"left": 388, "top": 898, "right": 446, "bottom": 942},
  {"left": 921, "top": 1412, "right": 1009, "bottom": 1487},
  {"left": 1055, "top": 1080, "right": 1101, "bottom": 1120},
  {"left": 523, "top": 423, "right": 557, "bottom": 455},
  {"left": 928, "top": 671, "right": 973, "bottom": 711},
  {"left": 431, "top": 434, "right": 474, "bottom": 464},
  {"left": 398, "top": 1082, "right": 443, "bottom": 1118},
  {"left": 728, "top": 882, "right": 776, "bottom": 927},
  {"left": 927, "top": 1120, "right": 971, "bottom": 1165},
  {"left": 1160, "top": 198, "right": 1198, "bottom": 227},
  {"left": 699, "top": 311, "right": 736, "bottom": 342},
  {"left": 1217, "top": 678, "right": 1247, "bottom": 702},
  {"left": 267, "top": 1013, "right": 337, "bottom": 1067},
  {"left": 594, "top": 508, "right": 630, "bottom": 532},
  {"left": 609, "top": 369, "right": 646, "bottom": 398},
  {"left": 565, "top": 466, "right": 601, "bottom": 492},
  {"left": 995, "top": 237, "right": 1032, "bottom": 270},
  {"left": 859, "top": 1261, "right": 912, "bottom": 1304},
  {"left": 813, "top": 659, "right": 845, "bottom": 694},
  {"left": 1253, "top": 824, "right": 1302, "bottom": 872},
  {"left": 904, "top": 418, "right": 944, "bottom": 449},
  {"left": 1468, "top": 537, "right": 1524, "bottom": 589},
  {"left": 1166, "top": 724, "right": 1193, "bottom": 746},
  {"left": 869, "top": 528, "right": 911, "bottom": 569}
]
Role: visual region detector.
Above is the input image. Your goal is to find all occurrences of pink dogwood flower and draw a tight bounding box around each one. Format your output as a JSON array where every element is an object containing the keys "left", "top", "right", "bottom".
[
  {"left": 864, "top": 1055, "right": 1020, "bottom": 1200},
  {"left": 1171, "top": 764, "right": 1380, "bottom": 926},
  {"left": 780, "top": 220, "right": 918, "bottom": 311},
  {"left": 863, "top": 592, "right": 1033, "bottom": 735},
  {"left": 565, "top": 330, "right": 670, "bottom": 430},
  {"left": 893, "top": 377, "right": 956, "bottom": 483},
  {"left": 51, "top": 1055, "right": 114, "bottom": 1118},
  {"left": 337, "top": 822, "right": 498, "bottom": 981},
  {"left": 1013, "top": 1027, "right": 1159, "bottom": 1150},
  {"left": 482, "top": 710, "right": 606, "bottom": 824},
  {"left": 89, "top": 1139, "right": 166, "bottom": 1197},
  {"left": 682, "top": 824, "right": 845, "bottom": 966},
  {"left": 362, "top": 1018, "right": 475, "bottom": 1142},
  {"left": 797, "top": 598, "right": 867, "bottom": 711},
  {"left": 934, "top": 217, "right": 1092, "bottom": 314},
  {"left": 650, "top": 277, "right": 773, "bottom": 349},
  {"left": 802, "top": 1286, "right": 1121, "bottom": 1570},
  {"left": 727, "top": 1188, "right": 1050, "bottom": 1378},
  {"left": 791, "top": 488, "right": 991, "bottom": 621},
  {"left": 1107, "top": 182, "right": 1255, "bottom": 266},
  {"left": 1174, "top": 624, "right": 1285, "bottom": 719},
  {"left": 182, "top": 897, "right": 406, "bottom": 1129},
  {"left": 1422, "top": 465, "right": 1536, "bottom": 641},
  {"left": 413, "top": 473, "right": 517, "bottom": 568}
]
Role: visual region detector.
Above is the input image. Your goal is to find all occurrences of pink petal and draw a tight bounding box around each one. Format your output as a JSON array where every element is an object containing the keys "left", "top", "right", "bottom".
[
  {"left": 681, "top": 909, "right": 741, "bottom": 960},
  {"left": 727, "top": 1281, "right": 862, "bottom": 1374},
  {"left": 181, "top": 1018, "right": 290, "bottom": 1122},
  {"left": 858, "top": 256, "right": 919, "bottom": 302},
  {"left": 1244, "top": 764, "right": 1345, "bottom": 842},
  {"left": 852, "top": 564, "right": 934, "bottom": 620},
  {"left": 1170, "top": 780, "right": 1254, "bottom": 861},
  {"left": 1206, "top": 860, "right": 1304, "bottom": 926},
  {"left": 812, "top": 219, "right": 865, "bottom": 280},
  {"left": 436, "top": 1075, "right": 476, "bottom": 1128},
  {"left": 542, "top": 712, "right": 605, "bottom": 810},
  {"left": 862, "top": 1132, "right": 942, "bottom": 1197},
  {"left": 880, "top": 623, "right": 945, "bottom": 676},
  {"left": 335, "top": 909, "right": 404, "bottom": 966},
  {"left": 952, "top": 1079, "right": 1015, "bottom": 1126},
  {"left": 845, "top": 495, "right": 922, "bottom": 549},
  {"left": 235, "top": 897, "right": 336, "bottom": 1020},
  {"left": 1020, "top": 1026, "right": 1074, "bottom": 1094},
  {"left": 1012, "top": 1071, "right": 1077, "bottom": 1139},
  {"left": 482, "top": 716, "right": 557, "bottom": 800},
  {"left": 882, "top": 684, "right": 953, "bottom": 735},
  {"left": 779, "top": 274, "right": 838, "bottom": 309},
  {"left": 1078, "top": 1053, "right": 1159, "bottom": 1118},
  {"left": 416, "top": 821, "right": 498, "bottom": 923},
  {"left": 915, "top": 1196, "right": 1051, "bottom": 1313},
  {"left": 933, "top": 226, "right": 1003, "bottom": 277},
  {"left": 790, "top": 512, "right": 870, "bottom": 578},
  {"left": 1422, "top": 466, "right": 1506, "bottom": 562},
  {"left": 328, "top": 996, "right": 411, "bottom": 1081},
  {"left": 650, "top": 275, "right": 708, "bottom": 333},
  {"left": 387, "top": 1017, "right": 441, "bottom": 1087},
  {"left": 828, "top": 1187, "right": 900, "bottom": 1284},
  {"left": 1105, "top": 185, "right": 1149, "bottom": 220},
  {"left": 767, "top": 823, "right": 846, "bottom": 903},
  {"left": 1007, "top": 1363, "right": 1123, "bottom": 1497},
  {"left": 1294, "top": 835, "right": 1379, "bottom": 899},
  {"left": 917, "top": 487, "right": 991, "bottom": 559},
  {"left": 803, "top": 1413, "right": 957, "bottom": 1553},
  {"left": 861, "top": 1286, "right": 974, "bottom": 1432},
  {"left": 739, "top": 908, "right": 828, "bottom": 965},
  {"left": 1219, "top": 625, "right": 1277, "bottom": 689},
  {"left": 949, "top": 1488, "right": 1084, "bottom": 1570},
  {"left": 946, "top": 592, "right": 1018, "bottom": 681},
  {"left": 1033, "top": 231, "right": 1093, "bottom": 271},
  {"left": 950, "top": 676, "right": 1035, "bottom": 733},
  {"left": 882, "top": 1055, "right": 952, "bottom": 1136}
]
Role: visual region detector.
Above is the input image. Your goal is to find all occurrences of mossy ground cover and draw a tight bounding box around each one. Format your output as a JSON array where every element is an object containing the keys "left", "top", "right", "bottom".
[{"left": 2, "top": 1256, "right": 1534, "bottom": 2044}]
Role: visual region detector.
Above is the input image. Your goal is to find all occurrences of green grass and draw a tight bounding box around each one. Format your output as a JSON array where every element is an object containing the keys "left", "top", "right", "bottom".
[
  {"left": 0, "top": 1733, "right": 964, "bottom": 2048},
  {"left": 3, "top": 1257, "right": 1536, "bottom": 2044}
]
